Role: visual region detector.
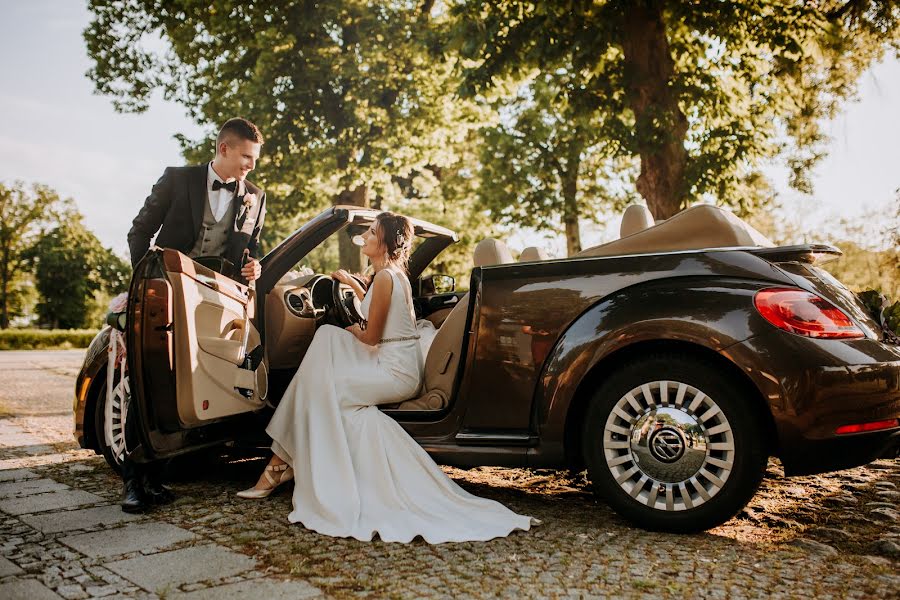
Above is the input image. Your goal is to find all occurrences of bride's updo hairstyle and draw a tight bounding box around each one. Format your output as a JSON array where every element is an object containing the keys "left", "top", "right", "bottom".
[{"left": 375, "top": 212, "right": 414, "bottom": 271}]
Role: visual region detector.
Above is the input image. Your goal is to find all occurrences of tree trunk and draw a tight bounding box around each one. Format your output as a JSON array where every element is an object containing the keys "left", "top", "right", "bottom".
[
  {"left": 620, "top": 1, "right": 689, "bottom": 219},
  {"left": 0, "top": 287, "right": 7, "bottom": 329},
  {"left": 562, "top": 166, "right": 582, "bottom": 257},
  {"left": 334, "top": 185, "right": 369, "bottom": 273},
  {"left": 0, "top": 249, "right": 9, "bottom": 329}
]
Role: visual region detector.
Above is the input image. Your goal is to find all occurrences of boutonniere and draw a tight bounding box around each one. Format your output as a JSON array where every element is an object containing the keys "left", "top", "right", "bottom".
[{"left": 242, "top": 192, "right": 258, "bottom": 211}]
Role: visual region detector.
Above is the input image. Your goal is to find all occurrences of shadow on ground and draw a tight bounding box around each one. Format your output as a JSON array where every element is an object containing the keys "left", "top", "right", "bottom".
[{"left": 29, "top": 447, "right": 895, "bottom": 599}]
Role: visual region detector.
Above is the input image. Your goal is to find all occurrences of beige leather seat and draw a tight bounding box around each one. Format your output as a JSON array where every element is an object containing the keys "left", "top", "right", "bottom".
[
  {"left": 391, "top": 238, "right": 513, "bottom": 411},
  {"left": 474, "top": 237, "right": 514, "bottom": 265},
  {"left": 619, "top": 204, "right": 656, "bottom": 238},
  {"left": 519, "top": 246, "right": 550, "bottom": 262},
  {"left": 425, "top": 240, "right": 513, "bottom": 328}
]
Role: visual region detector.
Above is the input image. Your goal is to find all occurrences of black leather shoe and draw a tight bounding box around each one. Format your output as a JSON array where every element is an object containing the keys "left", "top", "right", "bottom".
[
  {"left": 121, "top": 478, "right": 149, "bottom": 514},
  {"left": 142, "top": 474, "right": 176, "bottom": 505}
]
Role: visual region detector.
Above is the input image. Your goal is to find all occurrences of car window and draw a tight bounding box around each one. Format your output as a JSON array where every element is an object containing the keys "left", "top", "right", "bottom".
[
  {"left": 291, "top": 222, "right": 451, "bottom": 287},
  {"left": 294, "top": 227, "right": 345, "bottom": 274}
]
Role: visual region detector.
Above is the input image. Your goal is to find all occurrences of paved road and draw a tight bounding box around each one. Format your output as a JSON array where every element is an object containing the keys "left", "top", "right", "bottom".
[
  {"left": 0, "top": 350, "right": 83, "bottom": 417},
  {"left": 0, "top": 350, "right": 321, "bottom": 599},
  {"left": 0, "top": 350, "right": 898, "bottom": 599}
]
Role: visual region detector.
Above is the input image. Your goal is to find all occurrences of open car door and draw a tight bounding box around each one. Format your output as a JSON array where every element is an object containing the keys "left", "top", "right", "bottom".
[{"left": 126, "top": 248, "right": 266, "bottom": 461}]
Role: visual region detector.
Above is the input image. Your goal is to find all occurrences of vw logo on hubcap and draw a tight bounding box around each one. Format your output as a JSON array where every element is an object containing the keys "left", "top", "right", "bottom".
[{"left": 648, "top": 427, "right": 686, "bottom": 463}]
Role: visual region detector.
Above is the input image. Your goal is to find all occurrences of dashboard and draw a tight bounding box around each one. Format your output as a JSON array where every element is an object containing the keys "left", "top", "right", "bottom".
[
  {"left": 265, "top": 274, "right": 358, "bottom": 369},
  {"left": 283, "top": 275, "right": 335, "bottom": 319}
]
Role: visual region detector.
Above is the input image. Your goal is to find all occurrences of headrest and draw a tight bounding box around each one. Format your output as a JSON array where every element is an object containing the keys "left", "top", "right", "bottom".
[
  {"left": 519, "top": 246, "right": 550, "bottom": 262},
  {"left": 620, "top": 204, "right": 656, "bottom": 238},
  {"left": 474, "top": 238, "right": 514, "bottom": 267}
]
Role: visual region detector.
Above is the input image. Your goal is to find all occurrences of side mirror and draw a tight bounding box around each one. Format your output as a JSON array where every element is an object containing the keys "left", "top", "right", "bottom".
[
  {"left": 433, "top": 274, "right": 455, "bottom": 294},
  {"left": 420, "top": 274, "right": 455, "bottom": 295}
]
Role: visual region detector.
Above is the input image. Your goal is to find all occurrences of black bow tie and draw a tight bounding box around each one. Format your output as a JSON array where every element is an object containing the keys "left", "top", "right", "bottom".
[{"left": 212, "top": 179, "right": 237, "bottom": 193}]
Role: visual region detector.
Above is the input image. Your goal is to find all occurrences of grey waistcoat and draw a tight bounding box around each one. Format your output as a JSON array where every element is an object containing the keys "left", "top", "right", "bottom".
[{"left": 189, "top": 196, "right": 236, "bottom": 259}]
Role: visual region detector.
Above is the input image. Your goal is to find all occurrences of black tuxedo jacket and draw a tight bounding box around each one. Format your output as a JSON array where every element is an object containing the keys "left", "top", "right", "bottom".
[{"left": 127, "top": 164, "right": 266, "bottom": 273}]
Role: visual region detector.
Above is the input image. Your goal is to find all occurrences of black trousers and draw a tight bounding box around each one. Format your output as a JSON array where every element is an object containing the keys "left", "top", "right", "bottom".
[{"left": 121, "top": 396, "right": 165, "bottom": 482}]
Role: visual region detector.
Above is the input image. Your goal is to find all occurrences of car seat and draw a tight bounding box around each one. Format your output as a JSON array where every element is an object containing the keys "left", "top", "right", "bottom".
[{"left": 389, "top": 238, "right": 514, "bottom": 410}]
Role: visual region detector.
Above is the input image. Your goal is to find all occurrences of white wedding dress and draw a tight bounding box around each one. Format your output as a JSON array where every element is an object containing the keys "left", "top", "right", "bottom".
[{"left": 265, "top": 268, "right": 536, "bottom": 543}]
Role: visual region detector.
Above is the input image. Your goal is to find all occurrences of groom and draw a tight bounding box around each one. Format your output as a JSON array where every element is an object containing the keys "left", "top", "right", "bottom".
[{"left": 122, "top": 117, "right": 267, "bottom": 513}]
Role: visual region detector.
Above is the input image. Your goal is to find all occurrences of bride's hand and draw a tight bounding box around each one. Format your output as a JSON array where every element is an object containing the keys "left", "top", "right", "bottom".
[
  {"left": 333, "top": 270, "right": 366, "bottom": 301},
  {"left": 331, "top": 269, "right": 353, "bottom": 285},
  {"left": 346, "top": 323, "right": 362, "bottom": 339}
]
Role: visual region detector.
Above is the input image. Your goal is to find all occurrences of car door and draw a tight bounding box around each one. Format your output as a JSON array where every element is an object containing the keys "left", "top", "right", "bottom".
[{"left": 127, "top": 248, "right": 265, "bottom": 460}]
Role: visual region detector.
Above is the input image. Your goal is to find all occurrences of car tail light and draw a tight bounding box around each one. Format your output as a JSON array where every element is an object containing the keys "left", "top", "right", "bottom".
[
  {"left": 754, "top": 288, "right": 864, "bottom": 339},
  {"left": 835, "top": 419, "right": 900, "bottom": 435}
]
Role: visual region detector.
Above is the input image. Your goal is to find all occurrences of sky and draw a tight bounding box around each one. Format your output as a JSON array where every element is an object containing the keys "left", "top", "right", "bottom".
[{"left": 2, "top": 1, "right": 898, "bottom": 259}]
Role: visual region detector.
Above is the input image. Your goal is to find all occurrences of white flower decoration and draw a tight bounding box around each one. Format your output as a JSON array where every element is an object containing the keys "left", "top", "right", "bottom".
[{"left": 242, "top": 192, "right": 258, "bottom": 210}]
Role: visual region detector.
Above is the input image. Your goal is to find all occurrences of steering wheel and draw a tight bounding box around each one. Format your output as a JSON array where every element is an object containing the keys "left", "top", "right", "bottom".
[{"left": 331, "top": 276, "right": 367, "bottom": 327}]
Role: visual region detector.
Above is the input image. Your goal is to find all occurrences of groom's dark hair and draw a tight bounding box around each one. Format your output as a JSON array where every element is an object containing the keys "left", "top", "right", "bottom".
[{"left": 217, "top": 117, "right": 264, "bottom": 146}]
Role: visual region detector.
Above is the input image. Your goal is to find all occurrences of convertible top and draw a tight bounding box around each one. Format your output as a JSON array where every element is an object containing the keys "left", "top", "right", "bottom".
[{"left": 577, "top": 204, "right": 774, "bottom": 258}]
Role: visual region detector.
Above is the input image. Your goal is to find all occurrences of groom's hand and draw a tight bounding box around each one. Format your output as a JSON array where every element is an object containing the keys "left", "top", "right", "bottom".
[{"left": 241, "top": 258, "right": 261, "bottom": 282}]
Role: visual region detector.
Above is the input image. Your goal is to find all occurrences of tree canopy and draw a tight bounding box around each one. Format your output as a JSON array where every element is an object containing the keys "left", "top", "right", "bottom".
[
  {"left": 477, "top": 61, "right": 634, "bottom": 255},
  {"left": 453, "top": 0, "right": 900, "bottom": 219},
  {"left": 26, "top": 214, "right": 130, "bottom": 330},
  {"left": 85, "top": 0, "right": 493, "bottom": 271},
  {"left": 0, "top": 182, "right": 63, "bottom": 328},
  {"left": 84, "top": 0, "right": 900, "bottom": 261}
]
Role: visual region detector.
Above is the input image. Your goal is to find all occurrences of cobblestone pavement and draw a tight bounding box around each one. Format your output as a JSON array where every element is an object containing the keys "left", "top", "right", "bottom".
[{"left": 1, "top": 350, "right": 898, "bottom": 599}]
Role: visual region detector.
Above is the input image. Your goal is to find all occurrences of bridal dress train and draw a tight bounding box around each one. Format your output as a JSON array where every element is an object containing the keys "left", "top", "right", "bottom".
[{"left": 265, "top": 268, "right": 536, "bottom": 543}]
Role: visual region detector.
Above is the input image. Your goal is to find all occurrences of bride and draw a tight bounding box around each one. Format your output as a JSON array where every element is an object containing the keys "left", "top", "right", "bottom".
[{"left": 238, "top": 212, "right": 537, "bottom": 543}]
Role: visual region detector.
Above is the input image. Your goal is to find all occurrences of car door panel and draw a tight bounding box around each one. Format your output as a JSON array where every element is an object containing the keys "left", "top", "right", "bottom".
[
  {"left": 163, "top": 250, "right": 265, "bottom": 426},
  {"left": 128, "top": 248, "right": 265, "bottom": 460},
  {"left": 415, "top": 292, "right": 466, "bottom": 327}
]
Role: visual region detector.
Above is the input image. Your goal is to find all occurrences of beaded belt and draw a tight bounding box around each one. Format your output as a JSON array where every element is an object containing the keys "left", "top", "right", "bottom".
[{"left": 378, "top": 335, "right": 421, "bottom": 345}]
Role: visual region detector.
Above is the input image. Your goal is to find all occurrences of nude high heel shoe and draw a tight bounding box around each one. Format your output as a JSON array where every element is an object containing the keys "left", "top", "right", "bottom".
[{"left": 236, "top": 463, "right": 294, "bottom": 499}]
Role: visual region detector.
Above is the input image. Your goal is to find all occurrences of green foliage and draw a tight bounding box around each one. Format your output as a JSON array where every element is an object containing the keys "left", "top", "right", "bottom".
[
  {"left": 887, "top": 190, "right": 900, "bottom": 273},
  {"left": 886, "top": 301, "right": 900, "bottom": 336},
  {"left": 83, "top": 0, "right": 493, "bottom": 260},
  {"left": 823, "top": 241, "right": 900, "bottom": 300},
  {"left": 452, "top": 0, "right": 900, "bottom": 218},
  {"left": 477, "top": 68, "right": 635, "bottom": 255},
  {"left": 82, "top": 1, "right": 899, "bottom": 264},
  {"left": 857, "top": 290, "right": 900, "bottom": 340},
  {"left": 749, "top": 200, "right": 900, "bottom": 301},
  {"left": 0, "top": 182, "right": 63, "bottom": 328},
  {"left": 0, "top": 329, "right": 98, "bottom": 351},
  {"left": 26, "top": 214, "right": 130, "bottom": 329},
  {"left": 390, "top": 131, "right": 506, "bottom": 281}
]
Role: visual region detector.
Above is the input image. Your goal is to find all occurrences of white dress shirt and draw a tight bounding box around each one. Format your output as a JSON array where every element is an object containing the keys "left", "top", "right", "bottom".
[{"left": 207, "top": 162, "right": 236, "bottom": 222}]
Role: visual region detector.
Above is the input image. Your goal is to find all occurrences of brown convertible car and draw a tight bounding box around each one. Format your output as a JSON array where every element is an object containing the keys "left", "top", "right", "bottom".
[{"left": 74, "top": 203, "right": 900, "bottom": 532}]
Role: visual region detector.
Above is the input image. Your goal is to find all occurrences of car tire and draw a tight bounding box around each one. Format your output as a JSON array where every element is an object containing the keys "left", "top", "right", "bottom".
[
  {"left": 582, "top": 353, "right": 768, "bottom": 533},
  {"left": 94, "top": 371, "right": 130, "bottom": 475}
]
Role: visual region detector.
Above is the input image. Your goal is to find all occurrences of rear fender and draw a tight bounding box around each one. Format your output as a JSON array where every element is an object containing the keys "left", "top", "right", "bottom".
[{"left": 534, "top": 278, "right": 778, "bottom": 459}]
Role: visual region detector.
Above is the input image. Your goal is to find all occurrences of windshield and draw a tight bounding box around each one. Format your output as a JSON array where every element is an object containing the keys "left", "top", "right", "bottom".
[
  {"left": 297, "top": 228, "right": 345, "bottom": 274},
  {"left": 293, "top": 222, "right": 439, "bottom": 274}
]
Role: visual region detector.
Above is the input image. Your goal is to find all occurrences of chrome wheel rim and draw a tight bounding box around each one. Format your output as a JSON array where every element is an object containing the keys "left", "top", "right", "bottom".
[
  {"left": 603, "top": 380, "right": 735, "bottom": 512},
  {"left": 103, "top": 375, "right": 129, "bottom": 466}
]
